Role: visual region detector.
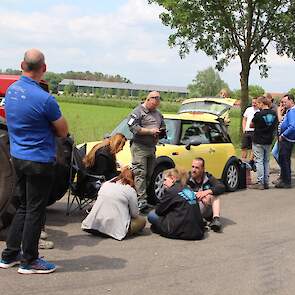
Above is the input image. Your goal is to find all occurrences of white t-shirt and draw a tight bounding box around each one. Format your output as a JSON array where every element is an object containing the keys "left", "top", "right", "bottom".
[{"left": 243, "top": 107, "right": 259, "bottom": 131}]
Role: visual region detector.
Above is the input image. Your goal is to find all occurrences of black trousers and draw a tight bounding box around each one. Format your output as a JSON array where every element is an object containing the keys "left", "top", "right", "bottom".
[
  {"left": 1, "top": 157, "right": 54, "bottom": 264},
  {"left": 278, "top": 139, "right": 294, "bottom": 185}
]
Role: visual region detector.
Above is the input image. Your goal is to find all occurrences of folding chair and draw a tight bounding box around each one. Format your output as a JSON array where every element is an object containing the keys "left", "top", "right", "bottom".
[{"left": 66, "top": 143, "right": 105, "bottom": 215}]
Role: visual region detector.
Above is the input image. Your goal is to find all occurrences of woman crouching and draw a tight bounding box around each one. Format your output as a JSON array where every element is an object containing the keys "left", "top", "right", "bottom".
[
  {"left": 81, "top": 167, "right": 146, "bottom": 240},
  {"left": 148, "top": 168, "right": 204, "bottom": 240}
]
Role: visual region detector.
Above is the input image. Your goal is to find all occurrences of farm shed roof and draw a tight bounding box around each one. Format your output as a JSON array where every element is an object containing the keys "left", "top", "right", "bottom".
[{"left": 59, "top": 79, "right": 188, "bottom": 94}]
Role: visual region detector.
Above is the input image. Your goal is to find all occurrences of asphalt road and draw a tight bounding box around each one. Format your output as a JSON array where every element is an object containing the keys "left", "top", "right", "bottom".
[{"left": 1, "top": 168, "right": 295, "bottom": 295}]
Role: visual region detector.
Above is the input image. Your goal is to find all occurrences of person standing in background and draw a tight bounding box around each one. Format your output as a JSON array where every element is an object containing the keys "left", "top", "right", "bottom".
[
  {"left": 241, "top": 97, "right": 260, "bottom": 178},
  {"left": 251, "top": 96, "right": 278, "bottom": 190},
  {"left": 128, "top": 91, "right": 166, "bottom": 210},
  {"left": 275, "top": 94, "right": 295, "bottom": 189}
]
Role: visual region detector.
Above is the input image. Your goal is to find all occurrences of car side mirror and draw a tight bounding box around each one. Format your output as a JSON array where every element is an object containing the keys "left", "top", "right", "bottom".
[{"left": 185, "top": 139, "right": 201, "bottom": 150}]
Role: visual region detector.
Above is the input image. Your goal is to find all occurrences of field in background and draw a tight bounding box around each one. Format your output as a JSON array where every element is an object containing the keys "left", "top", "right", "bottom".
[
  {"left": 59, "top": 102, "right": 132, "bottom": 143},
  {"left": 60, "top": 101, "right": 242, "bottom": 151}
]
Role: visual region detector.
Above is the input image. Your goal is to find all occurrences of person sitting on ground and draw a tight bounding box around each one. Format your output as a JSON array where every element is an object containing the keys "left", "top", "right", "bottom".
[
  {"left": 82, "top": 133, "right": 127, "bottom": 196},
  {"left": 147, "top": 168, "right": 204, "bottom": 240},
  {"left": 81, "top": 167, "right": 146, "bottom": 240},
  {"left": 187, "top": 157, "right": 225, "bottom": 232}
]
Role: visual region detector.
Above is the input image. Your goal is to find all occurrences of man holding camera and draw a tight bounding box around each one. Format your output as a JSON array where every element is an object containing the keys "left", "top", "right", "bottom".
[{"left": 128, "top": 91, "right": 166, "bottom": 210}]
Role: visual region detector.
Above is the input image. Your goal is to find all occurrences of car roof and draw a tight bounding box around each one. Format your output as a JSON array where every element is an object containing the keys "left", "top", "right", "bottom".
[
  {"left": 163, "top": 112, "right": 219, "bottom": 123},
  {"left": 181, "top": 97, "right": 236, "bottom": 106}
]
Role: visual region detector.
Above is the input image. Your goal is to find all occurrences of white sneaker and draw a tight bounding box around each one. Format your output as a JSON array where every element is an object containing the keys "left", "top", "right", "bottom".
[{"left": 40, "top": 230, "right": 48, "bottom": 240}]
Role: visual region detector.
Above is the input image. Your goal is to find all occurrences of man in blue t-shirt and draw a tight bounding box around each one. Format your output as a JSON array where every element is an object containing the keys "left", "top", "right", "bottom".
[{"left": 0, "top": 49, "right": 68, "bottom": 274}]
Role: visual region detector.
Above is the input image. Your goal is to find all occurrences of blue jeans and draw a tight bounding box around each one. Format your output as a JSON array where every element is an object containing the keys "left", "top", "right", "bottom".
[
  {"left": 253, "top": 144, "right": 271, "bottom": 185},
  {"left": 147, "top": 210, "right": 160, "bottom": 225},
  {"left": 147, "top": 210, "right": 162, "bottom": 234},
  {"left": 278, "top": 139, "right": 294, "bottom": 185},
  {"left": 272, "top": 141, "right": 279, "bottom": 164}
]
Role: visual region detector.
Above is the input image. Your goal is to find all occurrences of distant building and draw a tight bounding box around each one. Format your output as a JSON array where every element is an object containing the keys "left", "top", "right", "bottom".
[{"left": 58, "top": 79, "right": 188, "bottom": 97}]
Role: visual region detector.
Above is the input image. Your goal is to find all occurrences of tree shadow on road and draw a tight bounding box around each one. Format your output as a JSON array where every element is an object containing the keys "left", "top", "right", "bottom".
[{"left": 52, "top": 255, "right": 127, "bottom": 272}]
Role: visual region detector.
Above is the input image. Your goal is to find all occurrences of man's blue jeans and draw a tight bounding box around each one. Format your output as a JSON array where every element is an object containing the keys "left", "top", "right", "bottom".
[{"left": 253, "top": 144, "right": 271, "bottom": 185}]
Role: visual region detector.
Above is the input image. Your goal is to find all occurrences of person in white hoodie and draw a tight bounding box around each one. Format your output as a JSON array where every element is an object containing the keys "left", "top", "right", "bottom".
[{"left": 81, "top": 167, "right": 146, "bottom": 240}]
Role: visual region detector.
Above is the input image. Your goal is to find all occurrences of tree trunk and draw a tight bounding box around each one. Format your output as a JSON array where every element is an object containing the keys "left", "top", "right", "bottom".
[{"left": 239, "top": 61, "right": 250, "bottom": 136}]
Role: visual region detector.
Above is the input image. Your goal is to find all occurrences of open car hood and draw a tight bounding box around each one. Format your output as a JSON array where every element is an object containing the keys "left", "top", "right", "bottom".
[{"left": 178, "top": 97, "right": 236, "bottom": 117}]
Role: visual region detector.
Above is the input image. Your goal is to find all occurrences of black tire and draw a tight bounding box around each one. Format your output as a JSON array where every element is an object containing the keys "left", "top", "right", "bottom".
[
  {"left": 147, "top": 164, "right": 171, "bottom": 204},
  {"left": 223, "top": 162, "right": 239, "bottom": 192},
  {"left": 0, "top": 135, "right": 72, "bottom": 236},
  {"left": 47, "top": 137, "right": 72, "bottom": 206},
  {"left": 0, "top": 132, "right": 15, "bottom": 233}
]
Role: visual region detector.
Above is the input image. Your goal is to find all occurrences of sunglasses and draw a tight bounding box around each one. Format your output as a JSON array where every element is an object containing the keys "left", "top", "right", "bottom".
[{"left": 150, "top": 96, "right": 160, "bottom": 99}]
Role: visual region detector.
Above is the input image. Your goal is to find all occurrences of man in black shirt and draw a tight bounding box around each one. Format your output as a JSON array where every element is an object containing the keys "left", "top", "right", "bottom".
[
  {"left": 251, "top": 96, "right": 278, "bottom": 189},
  {"left": 187, "top": 157, "right": 225, "bottom": 232}
]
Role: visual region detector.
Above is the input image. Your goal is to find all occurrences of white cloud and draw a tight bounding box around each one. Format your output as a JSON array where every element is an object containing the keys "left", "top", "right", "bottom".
[{"left": 0, "top": 0, "right": 294, "bottom": 91}]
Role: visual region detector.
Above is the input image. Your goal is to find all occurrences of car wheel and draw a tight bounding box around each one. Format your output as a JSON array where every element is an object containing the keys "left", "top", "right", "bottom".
[
  {"left": 223, "top": 162, "right": 239, "bottom": 192},
  {"left": 147, "top": 164, "right": 168, "bottom": 204}
]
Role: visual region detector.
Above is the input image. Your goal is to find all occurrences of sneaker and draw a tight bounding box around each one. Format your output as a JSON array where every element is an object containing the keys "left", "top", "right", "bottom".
[
  {"left": 275, "top": 181, "right": 291, "bottom": 189},
  {"left": 38, "top": 239, "right": 54, "bottom": 250},
  {"left": 250, "top": 183, "right": 264, "bottom": 190},
  {"left": 272, "top": 177, "right": 281, "bottom": 185},
  {"left": 18, "top": 258, "right": 56, "bottom": 274},
  {"left": 40, "top": 230, "right": 48, "bottom": 240},
  {"left": 0, "top": 254, "right": 21, "bottom": 269},
  {"left": 209, "top": 217, "right": 222, "bottom": 232},
  {"left": 264, "top": 183, "right": 269, "bottom": 189}
]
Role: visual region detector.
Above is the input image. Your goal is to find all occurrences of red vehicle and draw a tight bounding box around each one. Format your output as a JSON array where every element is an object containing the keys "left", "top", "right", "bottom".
[
  {"left": 0, "top": 75, "right": 19, "bottom": 120},
  {"left": 0, "top": 75, "right": 71, "bottom": 234}
]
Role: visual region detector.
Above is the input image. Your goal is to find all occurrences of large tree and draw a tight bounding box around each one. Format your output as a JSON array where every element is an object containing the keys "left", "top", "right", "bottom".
[
  {"left": 149, "top": 0, "right": 295, "bottom": 114},
  {"left": 188, "top": 66, "right": 229, "bottom": 97}
]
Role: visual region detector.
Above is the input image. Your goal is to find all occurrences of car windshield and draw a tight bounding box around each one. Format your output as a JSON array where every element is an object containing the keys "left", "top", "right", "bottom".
[
  {"left": 178, "top": 101, "right": 231, "bottom": 116},
  {"left": 110, "top": 118, "right": 179, "bottom": 145}
]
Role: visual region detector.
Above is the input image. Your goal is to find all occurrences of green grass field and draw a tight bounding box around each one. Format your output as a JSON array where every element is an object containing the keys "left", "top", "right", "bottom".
[
  {"left": 60, "top": 102, "right": 242, "bottom": 151},
  {"left": 59, "top": 102, "right": 132, "bottom": 143}
]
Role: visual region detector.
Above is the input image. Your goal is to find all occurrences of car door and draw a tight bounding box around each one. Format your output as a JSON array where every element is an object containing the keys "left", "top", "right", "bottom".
[{"left": 167, "top": 120, "right": 215, "bottom": 173}]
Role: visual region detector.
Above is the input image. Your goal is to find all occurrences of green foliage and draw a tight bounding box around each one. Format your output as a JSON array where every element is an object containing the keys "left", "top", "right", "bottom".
[
  {"left": 288, "top": 88, "right": 295, "bottom": 97},
  {"left": 231, "top": 89, "right": 241, "bottom": 100},
  {"left": 1, "top": 69, "right": 131, "bottom": 94},
  {"left": 248, "top": 85, "right": 265, "bottom": 98},
  {"left": 148, "top": 0, "right": 295, "bottom": 113},
  {"left": 188, "top": 67, "right": 228, "bottom": 97},
  {"left": 63, "top": 82, "right": 76, "bottom": 95}
]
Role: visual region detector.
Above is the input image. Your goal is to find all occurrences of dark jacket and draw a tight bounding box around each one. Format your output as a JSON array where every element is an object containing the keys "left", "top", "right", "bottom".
[
  {"left": 155, "top": 182, "right": 204, "bottom": 240},
  {"left": 187, "top": 172, "right": 225, "bottom": 196},
  {"left": 87, "top": 146, "right": 118, "bottom": 181}
]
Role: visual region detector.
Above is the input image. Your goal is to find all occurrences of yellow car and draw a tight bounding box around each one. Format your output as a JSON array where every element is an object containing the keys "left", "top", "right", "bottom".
[
  {"left": 86, "top": 112, "right": 243, "bottom": 204},
  {"left": 178, "top": 97, "right": 236, "bottom": 125}
]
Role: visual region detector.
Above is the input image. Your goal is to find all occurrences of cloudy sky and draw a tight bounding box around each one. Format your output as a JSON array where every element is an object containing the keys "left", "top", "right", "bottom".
[{"left": 1, "top": 0, "right": 295, "bottom": 92}]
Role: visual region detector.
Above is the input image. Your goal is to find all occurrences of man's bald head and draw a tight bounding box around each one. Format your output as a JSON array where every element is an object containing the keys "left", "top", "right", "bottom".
[{"left": 21, "top": 49, "right": 45, "bottom": 72}]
